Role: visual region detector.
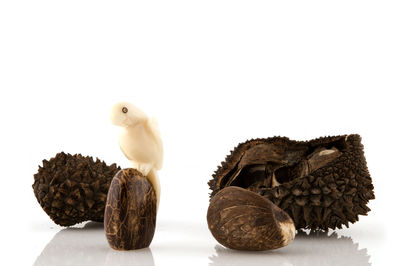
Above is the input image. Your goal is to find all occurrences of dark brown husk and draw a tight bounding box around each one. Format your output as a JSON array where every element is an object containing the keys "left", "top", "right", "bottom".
[
  {"left": 208, "top": 134, "right": 375, "bottom": 230},
  {"left": 33, "top": 152, "right": 121, "bottom": 226}
]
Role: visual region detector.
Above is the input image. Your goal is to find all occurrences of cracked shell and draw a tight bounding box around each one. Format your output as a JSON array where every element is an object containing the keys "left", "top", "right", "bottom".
[{"left": 208, "top": 134, "right": 375, "bottom": 230}]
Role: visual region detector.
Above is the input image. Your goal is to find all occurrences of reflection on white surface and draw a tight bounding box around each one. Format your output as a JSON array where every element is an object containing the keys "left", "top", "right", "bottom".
[
  {"left": 209, "top": 231, "right": 371, "bottom": 266},
  {"left": 34, "top": 221, "right": 371, "bottom": 266},
  {"left": 34, "top": 222, "right": 155, "bottom": 266}
]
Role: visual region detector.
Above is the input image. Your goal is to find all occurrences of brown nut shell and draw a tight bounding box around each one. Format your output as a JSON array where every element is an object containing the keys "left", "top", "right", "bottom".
[
  {"left": 104, "top": 168, "right": 157, "bottom": 250},
  {"left": 207, "top": 186, "right": 295, "bottom": 251}
]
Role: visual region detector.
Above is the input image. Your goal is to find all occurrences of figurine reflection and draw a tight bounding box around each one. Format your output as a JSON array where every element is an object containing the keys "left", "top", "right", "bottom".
[{"left": 34, "top": 222, "right": 155, "bottom": 266}]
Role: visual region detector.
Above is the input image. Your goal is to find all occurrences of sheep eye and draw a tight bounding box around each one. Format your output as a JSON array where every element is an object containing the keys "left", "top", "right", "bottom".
[{"left": 122, "top": 107, "right": 128, "bottom": 113}]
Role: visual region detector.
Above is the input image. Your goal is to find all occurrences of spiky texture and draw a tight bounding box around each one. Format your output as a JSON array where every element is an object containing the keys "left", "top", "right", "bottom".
[
  {"left": 33, "top": 152, "right": 121, "bottom": 226},
  {"left": 208, "top": 134, "right": 375, "bottom": 230}
]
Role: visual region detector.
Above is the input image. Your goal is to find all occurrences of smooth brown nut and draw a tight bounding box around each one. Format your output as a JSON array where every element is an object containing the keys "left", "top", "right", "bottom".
[
  {"left": 207, "top": 186, "right": 295, "bottom": 251},
  {"left": 104, "top": 168, "right": 157, "bottom": 250}
]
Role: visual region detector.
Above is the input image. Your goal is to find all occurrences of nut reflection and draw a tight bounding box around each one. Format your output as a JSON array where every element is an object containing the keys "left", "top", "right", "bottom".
[
  {"left": 34, "top": 222, "right": 155, "bottom": 266},
  {"left": 209, "top": 231, "right": 371, "bottom": 266}
]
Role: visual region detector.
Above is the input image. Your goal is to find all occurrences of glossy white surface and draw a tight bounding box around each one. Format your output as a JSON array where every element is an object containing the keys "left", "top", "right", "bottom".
[{"left": 30, "top": 219, "right": 382, "bottom": 266}]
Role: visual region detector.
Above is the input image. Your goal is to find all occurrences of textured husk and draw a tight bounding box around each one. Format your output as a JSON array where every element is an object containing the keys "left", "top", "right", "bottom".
[
  {"left": 208, "top": 134, "right": 375, "bottom": 230},
  {"left": 33, "top": 152, "right": 121, "bottom": 226}
]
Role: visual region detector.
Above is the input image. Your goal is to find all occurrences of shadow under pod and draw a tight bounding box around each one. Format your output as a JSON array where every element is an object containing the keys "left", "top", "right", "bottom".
[
  {"left": 33, "top": 222, "right": 155, "bottom": 266},
  {"left": 209, "top": 230, "right": 371, "bottom": 266}
]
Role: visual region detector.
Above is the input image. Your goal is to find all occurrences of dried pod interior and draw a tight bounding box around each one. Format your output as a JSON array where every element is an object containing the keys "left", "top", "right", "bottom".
[{"left": 220, "top": 137, "right": 346, "bottom": 194}]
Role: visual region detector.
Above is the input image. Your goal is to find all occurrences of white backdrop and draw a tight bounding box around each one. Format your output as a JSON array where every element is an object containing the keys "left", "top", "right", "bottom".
[{"left": 1, "top": 1, "right": 398, "bottom": 265}]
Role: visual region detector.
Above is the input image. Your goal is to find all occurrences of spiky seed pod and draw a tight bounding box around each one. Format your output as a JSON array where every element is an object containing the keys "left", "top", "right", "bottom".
[
  {"left": 207, "top": 186, "right": 295, "bottom": 251},
  {"left": 208, "top": 134, "right": 375, "bottom": 230},
  {"left": 105, "top": 168, "right": 157, "bottom": 250},
  {"left": 33, "top": 152, "right": 121, "bottom": 226}
]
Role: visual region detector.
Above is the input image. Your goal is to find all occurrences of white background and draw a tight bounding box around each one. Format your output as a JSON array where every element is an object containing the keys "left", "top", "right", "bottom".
[{"left": 1, "top": 1, "right": 399, "bottom": 265}]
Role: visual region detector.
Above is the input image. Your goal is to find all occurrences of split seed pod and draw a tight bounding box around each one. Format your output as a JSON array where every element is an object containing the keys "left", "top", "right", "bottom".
[
  {"left": 32, "top": 152, "right": 121, "bottom": 226},
  {"left": 208, "top": 134, "right": 375, "bottom": 230},
  {"left": 104, "top": 168, "right": 157, "bottom": 250},
  {"left": 207, "top": 186, "right": 295, "bottom": 251}
]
